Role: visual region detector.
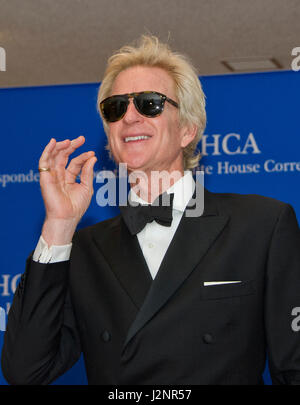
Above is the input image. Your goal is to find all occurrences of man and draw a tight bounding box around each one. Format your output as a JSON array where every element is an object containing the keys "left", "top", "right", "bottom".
[{"left": 2, "top": 36, "right": 300, "bottom": 385}]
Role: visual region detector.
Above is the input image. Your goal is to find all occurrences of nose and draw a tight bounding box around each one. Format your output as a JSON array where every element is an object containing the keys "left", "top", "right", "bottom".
[{"left": 122, "top": 99, "right": 144, "bottom": 124}]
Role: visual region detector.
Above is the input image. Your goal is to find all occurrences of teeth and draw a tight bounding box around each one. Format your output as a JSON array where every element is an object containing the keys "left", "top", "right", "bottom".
[{"left": 124, "top": 135, "right": 151, "bottom": 143}]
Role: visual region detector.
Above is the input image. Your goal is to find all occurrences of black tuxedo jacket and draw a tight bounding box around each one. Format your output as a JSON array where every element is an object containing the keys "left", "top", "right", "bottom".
[{"left": 2, "top": 189, "right": 300, "bottom": 385}]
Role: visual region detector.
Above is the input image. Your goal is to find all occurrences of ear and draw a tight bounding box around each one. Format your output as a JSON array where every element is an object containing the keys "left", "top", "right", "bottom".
[{"left": 180, "top": 124, "right": 198, "bottom": 148}]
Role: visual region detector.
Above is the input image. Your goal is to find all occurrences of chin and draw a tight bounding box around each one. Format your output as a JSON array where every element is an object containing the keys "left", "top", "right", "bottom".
[
  {"left": 126, "top": 162, "right": 148, "bottom": 173},
  {"left": 120, "top": 156, "right": 150, "bottom": 172}
]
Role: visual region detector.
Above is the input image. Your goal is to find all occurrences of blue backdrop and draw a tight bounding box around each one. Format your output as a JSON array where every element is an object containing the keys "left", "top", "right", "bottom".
[{"left": 0, "top": 70, "right": 299, "bottom": 385}]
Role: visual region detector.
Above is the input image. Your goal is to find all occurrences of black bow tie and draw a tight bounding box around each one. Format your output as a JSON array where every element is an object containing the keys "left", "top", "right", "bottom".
[{"left": 120, "top": 193, "right": 174, "bottom": 235}]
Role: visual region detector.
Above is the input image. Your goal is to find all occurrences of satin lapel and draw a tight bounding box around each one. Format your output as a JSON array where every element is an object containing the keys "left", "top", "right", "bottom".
[
  {"left": 123, "top": 190, "right": 230, "bottom": 348},
  {"left": 92, "top": 216, "right": 152, "bottom": 309}
]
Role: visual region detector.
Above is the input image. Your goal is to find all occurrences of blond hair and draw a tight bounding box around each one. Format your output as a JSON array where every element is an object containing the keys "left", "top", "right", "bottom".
[{"left": 97, "top": 35, "right": 206, "bottom": 169}]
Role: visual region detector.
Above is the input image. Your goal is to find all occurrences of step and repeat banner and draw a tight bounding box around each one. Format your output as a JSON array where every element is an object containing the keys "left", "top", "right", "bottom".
[{"left": 0, "top": 70, "right": 299, "bottom": 385}]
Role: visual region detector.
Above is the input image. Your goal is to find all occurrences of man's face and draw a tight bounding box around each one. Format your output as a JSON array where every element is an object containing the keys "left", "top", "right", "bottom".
[{"left": 107, "top": 66, "right": 195, "bottom": 175}]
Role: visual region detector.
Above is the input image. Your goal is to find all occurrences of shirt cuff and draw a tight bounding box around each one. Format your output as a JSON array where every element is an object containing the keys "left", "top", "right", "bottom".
[{"left": 32, "top": 235, "right": 72, "bottom": 264}]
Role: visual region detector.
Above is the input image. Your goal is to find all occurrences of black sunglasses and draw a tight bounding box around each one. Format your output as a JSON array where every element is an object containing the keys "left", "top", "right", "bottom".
[{"left": 100, "top": 91, "right": 179, "bottom": 123}]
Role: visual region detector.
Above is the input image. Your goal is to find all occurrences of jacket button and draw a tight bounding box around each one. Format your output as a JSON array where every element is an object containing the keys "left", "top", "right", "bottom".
[
  {"left": 203, "top": 333, "right": 214, "bottom": 344},
  {"left": 101, "top": 330, "right": 111, "bottom": 342}
]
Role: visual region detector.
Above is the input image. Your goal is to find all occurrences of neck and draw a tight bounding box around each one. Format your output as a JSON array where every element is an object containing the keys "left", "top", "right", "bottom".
[{"left": 129, "top": 168, "right": 184, "bottom": 203}]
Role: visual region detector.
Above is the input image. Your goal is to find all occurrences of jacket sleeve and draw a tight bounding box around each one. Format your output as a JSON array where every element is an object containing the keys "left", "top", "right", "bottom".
[
  {"left": 265, "top": 203, "right": 300, "bottom": 384},
  {"left": 1, "top": 256, "right": 82, "bottom": 385}
]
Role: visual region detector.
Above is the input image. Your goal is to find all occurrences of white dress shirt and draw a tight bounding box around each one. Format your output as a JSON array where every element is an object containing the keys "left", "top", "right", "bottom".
[{"left": 33, "top": 170, "right": 195, "bottom": 279}]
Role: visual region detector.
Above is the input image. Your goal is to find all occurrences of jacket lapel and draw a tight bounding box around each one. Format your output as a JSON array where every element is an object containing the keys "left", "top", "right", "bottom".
[
  {"left": 92, "top": 216, "right": 152, "bottom": 310},
  {"left": 123, "top": 189, "right": 230, "bottom": 348}
]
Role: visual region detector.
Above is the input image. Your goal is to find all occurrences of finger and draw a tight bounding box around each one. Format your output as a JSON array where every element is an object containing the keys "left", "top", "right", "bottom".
[
  {"left": 40, "top": 136, "right": 86, "bottom": 185},
  {"left": 52, "top": 137, "right": 88, "bottom": 185},
  {"left": 80, "top": 156, "right": 98, "bottom": 191},
  {"left": 53, "top": 136, "right": 86, "bottom": 168},
  {"left": 61, "top": 135, "right": 85, "bottom": 154},
  {"left": 49, "top": 136, "right": 84, "bottom": 165},
  {"left": 65, "top": 151, "right": 95, "bottom": 182},
  {"left": 54, "top": 139, "right": 71, "bottom": 151},
  {"left": 49, "top": 140, "right": 72, "bottom": 170},
  {"left": 39, "top": 138, "right": 56, "bottom": 168},
  {"left": 39, "top": 138, "right": 71, "bottom": 172}
]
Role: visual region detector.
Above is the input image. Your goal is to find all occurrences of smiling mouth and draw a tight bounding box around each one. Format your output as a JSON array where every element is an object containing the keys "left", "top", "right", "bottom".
[{"left": 124, "top": 135, "right": 152, "bottom": 143}]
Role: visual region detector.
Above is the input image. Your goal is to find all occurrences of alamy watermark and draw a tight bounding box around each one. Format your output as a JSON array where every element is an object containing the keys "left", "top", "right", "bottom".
[
  {"left": 0, "top": 46, "right": 6, "bottom": 72},
  {"left": 291, "top": 307, "right": 300, "bottom": 332},
  {"left": 0, "top": 306, "right": 6, "bottom": 331},
  {"left": 291, "top": 47, "right": 300, "bottom": 72},
  {"left": 95, "top": 164, "right": 205, "bottom": 218}
]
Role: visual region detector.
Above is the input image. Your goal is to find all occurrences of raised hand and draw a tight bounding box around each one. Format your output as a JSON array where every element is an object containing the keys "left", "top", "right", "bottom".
[{"left": 38, "top": 136, "right": 97, "bottom": 246}]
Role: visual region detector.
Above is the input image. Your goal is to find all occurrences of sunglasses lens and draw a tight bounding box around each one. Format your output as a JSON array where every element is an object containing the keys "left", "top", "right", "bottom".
[
  {"left": 135, "top": 93, "right": 163, "bottom": 117},
  {"left": 101, "top": 92, "right": 168, "bottom": 122},
  {"left": 101, "top": 96, "right": 128, "bottom": 122}
]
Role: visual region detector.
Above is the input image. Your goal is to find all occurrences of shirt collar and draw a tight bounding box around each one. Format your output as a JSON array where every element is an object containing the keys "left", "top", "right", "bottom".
[{"left": 129, "top": 170, "right": 195, "bottom": 213}]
